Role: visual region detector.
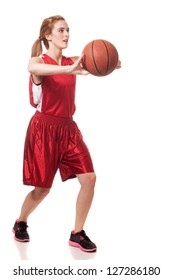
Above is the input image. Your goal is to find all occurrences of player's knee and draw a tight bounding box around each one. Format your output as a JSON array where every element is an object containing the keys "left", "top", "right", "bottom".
[
  {"left": 90, "top": 172, "right": 96, "bottom": 187},
  {"left": 89, "top": 173, "right": 96, "bottom": 194},
  {"left": 32, "top": 187, "right": 50, "bottom": 200},
  {"left": 84, "top": 173, "right": 96, "bottom": 190}
]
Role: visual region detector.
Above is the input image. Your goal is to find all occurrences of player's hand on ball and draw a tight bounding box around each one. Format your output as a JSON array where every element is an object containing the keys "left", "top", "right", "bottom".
[
  {"left": 71, "top": 55, "right": 89, "bottom": 75},
  {"left": 115, "top": 60, "right": 121, "bottom": 69}
]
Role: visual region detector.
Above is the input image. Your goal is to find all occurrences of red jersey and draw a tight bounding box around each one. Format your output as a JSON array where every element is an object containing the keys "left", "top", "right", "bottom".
[{"left": 29, "top": 54, "right": 76, "bottom": 117}]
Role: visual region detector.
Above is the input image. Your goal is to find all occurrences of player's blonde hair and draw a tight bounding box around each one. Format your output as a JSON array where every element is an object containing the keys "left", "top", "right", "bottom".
[{"left": 31, "top": 15, "right": 65, "bottom": 57}]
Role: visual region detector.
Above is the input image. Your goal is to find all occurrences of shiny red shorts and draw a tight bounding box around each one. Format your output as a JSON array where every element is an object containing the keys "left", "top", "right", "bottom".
[{"left": 23, "top": 111, "right": 94, "bottom": 188}]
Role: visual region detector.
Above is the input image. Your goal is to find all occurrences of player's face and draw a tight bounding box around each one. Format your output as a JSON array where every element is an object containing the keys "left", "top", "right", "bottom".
[{"left": 48, "top": 20, "right": 70, "bottom": 49}]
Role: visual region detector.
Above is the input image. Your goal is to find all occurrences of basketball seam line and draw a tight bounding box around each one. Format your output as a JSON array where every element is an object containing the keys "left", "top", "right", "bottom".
[
  {"left": 92, "top": 41, "right": 103, "bottom": 75},
  {"left": 102, "top": 40, "right": 109, "bottom": 75}
]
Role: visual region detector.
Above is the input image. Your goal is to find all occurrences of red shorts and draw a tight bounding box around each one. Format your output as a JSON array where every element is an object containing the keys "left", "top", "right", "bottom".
[{"left": 23, "top": 111, "right": 94, "bottom": 188}]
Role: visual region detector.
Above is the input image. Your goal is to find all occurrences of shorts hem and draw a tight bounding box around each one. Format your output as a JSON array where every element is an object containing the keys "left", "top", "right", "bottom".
[{"left": 23, "top": 181, "right": 52, "bottom": 188}]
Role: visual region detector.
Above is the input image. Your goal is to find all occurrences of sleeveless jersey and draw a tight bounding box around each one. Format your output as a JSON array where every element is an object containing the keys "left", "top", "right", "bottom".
[{"left": 29, "top": 54, "right": 76, "bottom": 117}]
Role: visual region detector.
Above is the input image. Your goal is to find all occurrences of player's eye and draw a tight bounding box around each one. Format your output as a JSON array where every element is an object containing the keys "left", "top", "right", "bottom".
[
  {"left": 58, "top": 28, "right": 64, "bottom": 33},
  {"left": 57, "top": 28, "right": 69, "bottom": 33}
]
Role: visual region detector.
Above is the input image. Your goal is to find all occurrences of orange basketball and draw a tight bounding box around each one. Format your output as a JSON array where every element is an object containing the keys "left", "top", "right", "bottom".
[{"left": 82, "top": 39, "right": 119, "bottom": 76}]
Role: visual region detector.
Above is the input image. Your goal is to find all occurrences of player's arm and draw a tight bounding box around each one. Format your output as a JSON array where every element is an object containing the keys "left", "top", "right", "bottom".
[{"left": 28, "top": 56, "right": 88, "bottom": 78}]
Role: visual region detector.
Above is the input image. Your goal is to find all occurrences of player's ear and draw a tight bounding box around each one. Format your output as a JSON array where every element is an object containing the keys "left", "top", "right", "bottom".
[{"left": 45, "top": 33, "right": 52, "bottom": 41}]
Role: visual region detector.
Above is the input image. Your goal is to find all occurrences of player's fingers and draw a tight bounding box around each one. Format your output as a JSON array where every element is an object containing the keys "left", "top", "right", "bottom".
[
  {"left": 116, "top": 60, "right": 121, "bottom": 68},
  {"left": 75, "top": 54, "right": 83, "bottom": 64}
]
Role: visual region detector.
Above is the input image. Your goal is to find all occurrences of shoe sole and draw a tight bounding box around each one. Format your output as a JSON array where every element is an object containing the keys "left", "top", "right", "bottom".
[
  {"left": 69, "top": 240, "right": 96, "bottom": 252},
  {"left": 12, "top": 229, "right": 30, "bottom": 242}
]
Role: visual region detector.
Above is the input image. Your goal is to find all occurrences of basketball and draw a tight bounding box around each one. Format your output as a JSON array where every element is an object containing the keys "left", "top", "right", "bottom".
[{"left": 82, "top": 39, "right": 119, "bottom": 76}]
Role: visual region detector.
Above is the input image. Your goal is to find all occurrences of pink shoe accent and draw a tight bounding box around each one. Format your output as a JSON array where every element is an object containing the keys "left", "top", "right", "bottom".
[
  {"left": 69, "top": 240, "right": 96, "bottom": 252},
  {"left": 12, "top": 228, "right": 30, "bottom": 242},
  {"left": 14, "top": 236, "right": 30, "bottom": 242}
]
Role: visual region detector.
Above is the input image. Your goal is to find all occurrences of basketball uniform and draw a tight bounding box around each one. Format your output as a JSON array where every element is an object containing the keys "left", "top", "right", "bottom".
[{"left": 23, "top": 54, "right": 94, "bottom": 188}]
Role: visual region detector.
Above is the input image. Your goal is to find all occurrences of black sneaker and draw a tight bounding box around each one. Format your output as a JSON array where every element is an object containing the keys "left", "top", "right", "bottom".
[
  {"left": 13, "top": 220, "right": 30, "bottom": 242},
  {"left": 69, "top": 230, "right": 97, "bottom": 252}
]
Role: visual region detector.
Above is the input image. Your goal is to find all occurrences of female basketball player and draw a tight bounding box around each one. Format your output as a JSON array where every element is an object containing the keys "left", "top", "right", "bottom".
[{"left": 13, "top": 15, "right": 121, "bottom": 252}]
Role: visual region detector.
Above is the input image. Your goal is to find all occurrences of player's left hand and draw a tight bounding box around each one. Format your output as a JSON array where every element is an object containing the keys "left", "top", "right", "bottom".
[{"left": 115, "top": 60, "right": 121, "bottom": 69}]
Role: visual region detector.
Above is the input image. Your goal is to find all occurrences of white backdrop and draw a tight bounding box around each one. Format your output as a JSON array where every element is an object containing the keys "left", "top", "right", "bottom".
[{"left": 0, "top": 0, "right": 172, "bottom": 279}]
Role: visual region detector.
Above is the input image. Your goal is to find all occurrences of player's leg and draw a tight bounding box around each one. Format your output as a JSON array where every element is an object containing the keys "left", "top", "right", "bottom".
[
  {"left": 18, "top": 186, "right": 50, "bottom": 222},
  {"left": 74, "top": 172, "right": 96, "bottom": 232},
  {"left": 69, "top": 172, "right": 97, "bottom": 252},
  {"left": 13, "top": 187, "right": 50, "bottom": 242}
]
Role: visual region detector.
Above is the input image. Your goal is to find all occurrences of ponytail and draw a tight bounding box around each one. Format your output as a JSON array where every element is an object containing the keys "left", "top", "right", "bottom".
[{"left": 31, "top": 38, "right": 43, "bottom": 58}]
